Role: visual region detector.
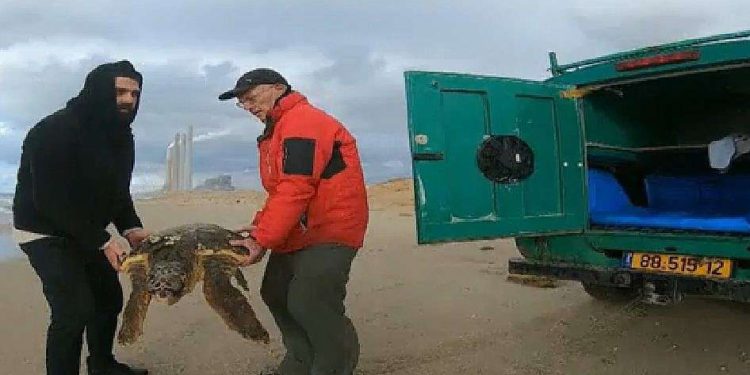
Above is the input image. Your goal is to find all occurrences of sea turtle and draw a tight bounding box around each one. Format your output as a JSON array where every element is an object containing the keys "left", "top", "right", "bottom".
[{"left": 116, "top": 223, "right": 269, "bottom": 345}]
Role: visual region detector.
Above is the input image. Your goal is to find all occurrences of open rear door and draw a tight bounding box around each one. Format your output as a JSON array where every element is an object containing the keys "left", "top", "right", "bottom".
[{"left": 404, "top": 71, "right": 586, "bottom": 244}]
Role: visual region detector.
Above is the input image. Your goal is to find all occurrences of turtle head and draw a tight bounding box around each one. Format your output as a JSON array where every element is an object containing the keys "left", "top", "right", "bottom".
[{"left": 147, "top": 260, "right": 188, "bottom": 304}]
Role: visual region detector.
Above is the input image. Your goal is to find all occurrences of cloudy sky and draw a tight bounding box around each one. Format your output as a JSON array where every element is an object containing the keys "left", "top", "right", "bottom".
[{"left": 1, "top": 0, "right": 749, "bottom": 193}]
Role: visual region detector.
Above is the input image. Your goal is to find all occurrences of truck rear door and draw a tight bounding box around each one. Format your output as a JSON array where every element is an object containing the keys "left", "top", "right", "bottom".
[{"left": 404, "top": 71, "right": 586, "bottom": 244}]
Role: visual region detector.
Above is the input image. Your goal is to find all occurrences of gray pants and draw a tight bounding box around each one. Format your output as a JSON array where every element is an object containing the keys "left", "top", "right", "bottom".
[{"left": 261, "top": 244, "right": 359, "bottom": 375}]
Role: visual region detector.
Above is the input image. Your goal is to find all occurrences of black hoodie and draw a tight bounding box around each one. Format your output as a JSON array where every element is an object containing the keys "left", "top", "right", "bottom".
[{"left": 12, "top": 60, "right": 144, "bottom": 251}]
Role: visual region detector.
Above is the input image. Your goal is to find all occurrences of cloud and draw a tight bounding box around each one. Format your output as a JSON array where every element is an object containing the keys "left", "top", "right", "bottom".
[
  {"left": 193, "top": 128, "right": 233, "bottom": 143},
  {"left": 2, "top": 0, "right": 750, "bottom": 194},
  {"left": 0, "top": 123, "right": 10, "bottom": 137}
]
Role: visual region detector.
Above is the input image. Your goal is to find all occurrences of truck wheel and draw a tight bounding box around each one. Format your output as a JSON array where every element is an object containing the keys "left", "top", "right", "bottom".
[{"left": 581, "top": 282, "right": 640, "bottom": 303}]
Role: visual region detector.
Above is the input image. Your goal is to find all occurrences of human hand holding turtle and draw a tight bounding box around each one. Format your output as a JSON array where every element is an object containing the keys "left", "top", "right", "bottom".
[
  {"left": 125, "top": 228, "right": 153, "bottom": 248},
  {"left": 103, "top": 239, "right": 127, "bottom": 271},
  {"left": 230, "top": 225, "right": 267, "bottom": 266},
  {"left": 102, "top": 228, "right": 154, "bottom": 272}
]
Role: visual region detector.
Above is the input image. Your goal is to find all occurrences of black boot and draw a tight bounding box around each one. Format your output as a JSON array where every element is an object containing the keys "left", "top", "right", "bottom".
[{"left": 87, "top": 355, "right": 148, "bottom": 375}]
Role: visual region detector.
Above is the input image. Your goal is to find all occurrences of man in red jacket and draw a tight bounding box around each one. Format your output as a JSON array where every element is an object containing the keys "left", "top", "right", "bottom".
[{"left": 219, "top": 68, "right": 369, "bottom": 375}]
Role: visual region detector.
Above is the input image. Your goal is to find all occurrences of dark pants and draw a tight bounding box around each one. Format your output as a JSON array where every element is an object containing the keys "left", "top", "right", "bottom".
[
  {"left": 21, "top": 237, "right": 124, "bottom": 375},
  {"left": 261, "top": 244, "right": 359, "bottom": 375}
]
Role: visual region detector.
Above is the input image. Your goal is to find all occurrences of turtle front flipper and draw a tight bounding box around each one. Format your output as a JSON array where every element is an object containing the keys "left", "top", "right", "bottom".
[
  {"left": 120, "top": 253, "right": 148, "bottom": 273},
  {"left": 118, "top": 259, "right": 152, "bottom": 345},
  {"left": 201, "top": 257, "right": 269, "bottom": 343}
]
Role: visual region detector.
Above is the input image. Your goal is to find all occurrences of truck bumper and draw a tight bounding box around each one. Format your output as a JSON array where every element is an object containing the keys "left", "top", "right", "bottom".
[{"left": 508, "top": 257, "right": 750, "bottom": 303}]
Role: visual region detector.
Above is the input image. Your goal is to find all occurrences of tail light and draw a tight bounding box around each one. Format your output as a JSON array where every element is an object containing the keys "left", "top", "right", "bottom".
[{"left": 615, "top": 50, "right": 701, "bottom": 71}]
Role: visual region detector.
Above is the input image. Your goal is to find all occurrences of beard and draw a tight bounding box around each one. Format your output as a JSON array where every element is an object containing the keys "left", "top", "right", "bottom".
[{"left": 117, "top": 106, "right": 136, "bottom": 126}]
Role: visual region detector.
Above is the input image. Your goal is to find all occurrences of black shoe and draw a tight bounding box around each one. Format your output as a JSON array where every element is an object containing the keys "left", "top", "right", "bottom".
[{"left": 87, "top": 355, "right": 148, "bottom": 375}]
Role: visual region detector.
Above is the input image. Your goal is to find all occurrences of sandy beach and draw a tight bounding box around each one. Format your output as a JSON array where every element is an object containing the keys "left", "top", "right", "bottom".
[{"left": 3, "top": 179, "right": 750, "bottom": 374}]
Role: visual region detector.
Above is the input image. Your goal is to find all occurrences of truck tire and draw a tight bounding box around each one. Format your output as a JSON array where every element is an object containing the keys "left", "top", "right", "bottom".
[{"left": 581, "top": 282, "right": 640, "bottom": 303}]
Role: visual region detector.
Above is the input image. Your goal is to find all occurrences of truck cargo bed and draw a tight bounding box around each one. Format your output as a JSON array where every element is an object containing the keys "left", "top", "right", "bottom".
[{"left": 588, "top": 168, "right": 750, "bottom": 233}]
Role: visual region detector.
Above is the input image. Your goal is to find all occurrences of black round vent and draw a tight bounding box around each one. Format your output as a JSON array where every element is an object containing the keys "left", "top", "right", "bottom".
[{"left": 476, "top": 135, "right": 534, "bottom": 183}]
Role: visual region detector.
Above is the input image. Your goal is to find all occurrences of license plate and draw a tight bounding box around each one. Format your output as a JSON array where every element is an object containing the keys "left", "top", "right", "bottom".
[{"left": 627, "top": 253, "right": 732, "bottom": 279}]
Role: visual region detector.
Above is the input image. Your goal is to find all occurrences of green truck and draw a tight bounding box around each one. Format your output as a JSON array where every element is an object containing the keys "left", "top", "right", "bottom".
[{"left": 403, "top": 30, "right": 750, "bottom": 305}]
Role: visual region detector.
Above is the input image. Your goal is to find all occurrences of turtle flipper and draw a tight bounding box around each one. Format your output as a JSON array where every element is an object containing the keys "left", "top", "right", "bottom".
[
  {"left": 118, "top": 260, "right": 152, "bottom": 345},
  {"left": 202, "top": 258, "right": 269, "bottom": 343},
  {"left": 120, "top": 253, "right": 148, "bottom": 273},
  {"left": 234, "top": 268, "right": 250, "bottom": 291}
]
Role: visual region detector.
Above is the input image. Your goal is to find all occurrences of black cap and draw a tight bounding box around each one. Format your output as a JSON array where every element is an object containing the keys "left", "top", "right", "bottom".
[{"left": 218, "top": 68, "right": 289, "bottom": 100}]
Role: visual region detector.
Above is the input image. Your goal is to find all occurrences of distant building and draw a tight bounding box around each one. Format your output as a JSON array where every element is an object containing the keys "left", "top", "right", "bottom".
[
  {"left": 195, "top": 174, "right": 236, "bottom": 191},
  {"left": 164, "top": 126, "right": 193, "bottom": 191}
]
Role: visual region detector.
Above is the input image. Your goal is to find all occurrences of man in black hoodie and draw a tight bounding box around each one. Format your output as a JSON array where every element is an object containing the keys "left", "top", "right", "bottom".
[{"left": 12, "top": 60, "right": 150, "bottom": 375}]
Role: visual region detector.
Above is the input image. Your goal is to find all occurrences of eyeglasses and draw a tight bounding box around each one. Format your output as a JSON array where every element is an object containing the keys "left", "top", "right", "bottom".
[
  {"left": 235, "top": 86, "right": 266, "bottom": 109},
  {"left": 235, "top": 98, "right": 252, "bottom": 109}
]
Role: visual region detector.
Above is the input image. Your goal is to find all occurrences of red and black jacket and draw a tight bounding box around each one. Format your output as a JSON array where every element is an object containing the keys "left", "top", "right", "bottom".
[{"left": 250, "top": 91, "right": 369, "bottom": 253}]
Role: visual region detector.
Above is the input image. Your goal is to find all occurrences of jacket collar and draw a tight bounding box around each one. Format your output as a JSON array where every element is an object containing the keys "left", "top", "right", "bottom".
[
  {"left": 257, "top": 91, "right": 307, "bottom": 143},
  {"left": 268, "top": 91, "right": 306, "bottom": 123}
]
